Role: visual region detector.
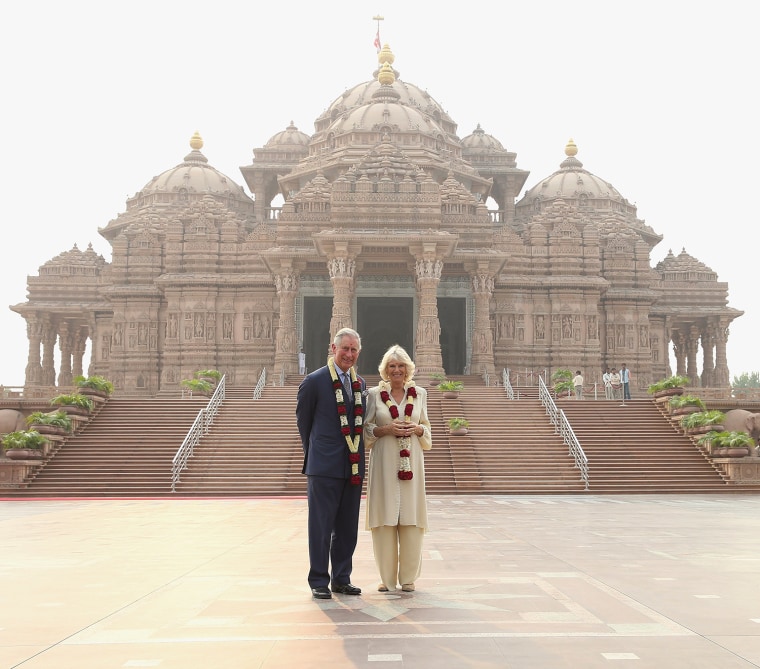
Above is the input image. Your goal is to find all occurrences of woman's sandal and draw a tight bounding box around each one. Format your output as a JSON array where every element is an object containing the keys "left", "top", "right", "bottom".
[
  {"left": 378, "top": 584, "right": 389, "bottom": 592},
  {"left": 401, "top": 583, "right": 415, "bottom": 592}
]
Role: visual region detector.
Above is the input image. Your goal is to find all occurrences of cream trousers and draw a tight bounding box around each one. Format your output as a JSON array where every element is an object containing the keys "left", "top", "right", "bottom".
[{"left": 371, "top": 524, "right": 424, "bottom": 590}]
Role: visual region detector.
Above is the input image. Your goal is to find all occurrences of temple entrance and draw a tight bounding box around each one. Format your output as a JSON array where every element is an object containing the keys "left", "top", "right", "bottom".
[
  {"left": 438, "top": 297, "right": 467, "bottom": 374},
  {"left": 302, "top": 297, "right": 333, "bottom": 375},
  {"left": 357, "top": 297, "right": 414, "bottom": 377}
]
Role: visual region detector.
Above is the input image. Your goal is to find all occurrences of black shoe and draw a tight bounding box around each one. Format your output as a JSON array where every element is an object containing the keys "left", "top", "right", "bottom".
[
  {"left": 311, "top": 586, "right": 332, "bottom": 599},
  {"left": 331, "top": 582, "right": 361, "bottom": 595}
]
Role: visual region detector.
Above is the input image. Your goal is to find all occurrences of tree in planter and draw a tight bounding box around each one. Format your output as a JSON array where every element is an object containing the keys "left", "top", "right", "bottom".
[
  {"left": 448, "top": 417, "right": 470, "bottom": 434},
  {"left": 50, "top": 393, "right": 95, "bottom": 414},
  {"left": 180, "top": 378, "right": 214, "bottom": 396},
  {"left": 194, "top": 369, "right": 223, "bottom": 383},
  {"left": 697, "top": 430, "right": 755, "bottom": 457},
  {"left": 647, "top": 375, "right": 690, "bottom": 398},
  {"left": 438, "top": 380, "right": 464, "bottom": 398},
  {"left": 2, "top": 429, "right": 48, "bottom": 459},
  {"left": 667, "top": 394, "right": 705, "bottom": 418},
  {"left": 26, "top": 410, "right": 73, "bottom": 435},
  {"left": 680, "top": 410, "right": 725, "bottom": 434},
  {"left": 551, "top": 369, "right": 574, "bottom": 397},
  {"left": 73, "top": 375, "right": 114, "bottom": 396}
]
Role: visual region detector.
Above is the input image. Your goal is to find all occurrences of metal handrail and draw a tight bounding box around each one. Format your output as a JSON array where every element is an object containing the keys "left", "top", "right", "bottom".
[
  {"left": 502, "top": 368, "right": 515, "bottom": 400},
  {"left": 538, "top": 376, "right": 589, "bottom": 490},
  {"left": 171, "top": 375, "right": 226, "bottom": 492},
  {"left": 253, "top": 368, "right": 267, "bottom": 400}
]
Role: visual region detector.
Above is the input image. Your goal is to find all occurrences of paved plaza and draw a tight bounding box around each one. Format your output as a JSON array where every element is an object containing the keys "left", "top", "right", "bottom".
[{"left": 2, "top": 494, "right": 760, "bottom": 668}]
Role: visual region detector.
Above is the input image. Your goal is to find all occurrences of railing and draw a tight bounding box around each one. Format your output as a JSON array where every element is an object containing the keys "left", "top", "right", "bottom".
[
  {"left": 253, "top": 368, "right": 267, "bottom": 400},
  {"left": 278, "top": 367, "right": 286, "bottom": 387},
  {"left": 502, "top": 368, "right": 515, "bottom": 400},
  {"left": 171, "top": 375, "right": 226, "bottom": 492},
  {"left": 538, "top": 376, "right": 589, "bottom": 490}
]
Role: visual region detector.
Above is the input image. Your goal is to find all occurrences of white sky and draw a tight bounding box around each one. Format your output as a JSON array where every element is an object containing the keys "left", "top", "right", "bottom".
[{"left": 1, "top": 0, "right": 756, "bottom": 386}]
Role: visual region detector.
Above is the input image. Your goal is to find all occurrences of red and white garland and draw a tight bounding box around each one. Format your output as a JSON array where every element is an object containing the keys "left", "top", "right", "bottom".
[
  {"left": 379, "top": 381, "right": 417, "bottom": 480},
  {"left": 328, "top": 358, "right": 363, "bottom": 486}
]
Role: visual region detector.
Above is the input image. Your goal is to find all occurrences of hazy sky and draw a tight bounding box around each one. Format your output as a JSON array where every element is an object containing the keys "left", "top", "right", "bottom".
[{"left": 1, "top": 0, "right": 756, "bottom": 386}]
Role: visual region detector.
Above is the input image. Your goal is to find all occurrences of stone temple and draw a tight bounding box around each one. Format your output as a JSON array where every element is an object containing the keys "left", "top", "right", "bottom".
[{"left": 10, "top": 45, "right": 742, "bottom": 396}]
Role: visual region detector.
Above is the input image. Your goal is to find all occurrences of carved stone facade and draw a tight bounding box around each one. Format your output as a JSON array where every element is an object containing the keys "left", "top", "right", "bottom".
[{"left": 10, "top": 46, "right": 742, "bottom": 396}]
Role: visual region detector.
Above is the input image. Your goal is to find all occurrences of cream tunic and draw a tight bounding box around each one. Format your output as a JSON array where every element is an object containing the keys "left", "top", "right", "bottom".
[{"left": 364, "top": 384, "right": 432, "bottom": 531}]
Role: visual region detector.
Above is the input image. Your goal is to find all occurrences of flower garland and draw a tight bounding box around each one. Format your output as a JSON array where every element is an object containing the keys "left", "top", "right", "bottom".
[
  {"left": 379, "top": 381, "right": 417, "bottom": 480},
  {"left": 328, "top": 358, "right": 363, "bottom": 486}
]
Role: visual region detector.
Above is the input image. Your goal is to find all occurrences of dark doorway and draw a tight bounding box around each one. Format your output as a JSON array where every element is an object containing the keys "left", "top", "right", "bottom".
[
  {"left": 438, "top": 297, "right": 466, "bottom": 374},
  {"left": 357, "top": 297, "right": 414, "bottom": 376},
  {"left": 302, "top": 297, "right": 333, "bottom": 375}
]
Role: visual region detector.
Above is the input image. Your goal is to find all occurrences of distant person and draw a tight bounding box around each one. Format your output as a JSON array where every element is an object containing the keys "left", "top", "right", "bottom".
[
  {"left": 620, "top": 363, "right": 631, "bottom": 400},
  {"left": 610, "top": 369, "right": 622, "bottom": 400},
  {"left": 602, "top": 367, "right": 613, "bottom": 400},
  {"left": 298, "top": 349, "right": 306, "bottom": 375},
  {"left": 572, "top": 370, "right": 584, "bottom": 399}
]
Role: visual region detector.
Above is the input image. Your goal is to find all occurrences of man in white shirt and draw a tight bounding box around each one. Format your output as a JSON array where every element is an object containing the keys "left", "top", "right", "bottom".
[{"left": 620, "top": 363, "right": 631, "bottom": 400}]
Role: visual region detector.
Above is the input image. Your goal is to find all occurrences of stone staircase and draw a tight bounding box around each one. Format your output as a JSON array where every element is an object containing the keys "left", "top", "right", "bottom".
[{"left": 4, "top": 378, "right": 758, "bottom": 497}]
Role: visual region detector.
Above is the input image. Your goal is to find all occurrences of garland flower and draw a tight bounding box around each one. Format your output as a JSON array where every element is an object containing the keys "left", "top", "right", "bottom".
[
  {"left": 379, "top": 380, "right": 417, "bottom": 480},
  {"left": 328, "top": 358, "right": 363, "bottom": 486}
]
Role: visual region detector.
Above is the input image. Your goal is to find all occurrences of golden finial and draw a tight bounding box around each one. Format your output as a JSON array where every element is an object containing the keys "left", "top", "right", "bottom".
[
  {"left": 565, "top": 138, "right": 578, "bottom": 157},
  {"left": 378, "top": 61, "right": 396, "bottom": 85},
  {"left": 190, "top": 131, "right": 204, "bottom": 151},
  {"left": 378, "top": 43, "right": 395, "bottom": 66}
]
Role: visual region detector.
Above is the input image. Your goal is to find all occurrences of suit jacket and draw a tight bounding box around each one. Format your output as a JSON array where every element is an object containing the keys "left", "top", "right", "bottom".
[{"left": 296, "top": 364, "right": 366, "bottom": 479}]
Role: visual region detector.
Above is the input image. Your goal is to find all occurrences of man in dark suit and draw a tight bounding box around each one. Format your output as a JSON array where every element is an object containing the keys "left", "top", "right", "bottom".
[{"left": 296, "top": 327, "right": 365, "bottom": 599}]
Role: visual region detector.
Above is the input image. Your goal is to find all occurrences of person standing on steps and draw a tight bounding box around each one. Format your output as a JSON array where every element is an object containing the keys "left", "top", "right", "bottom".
[
  {"left": 620, "top": 363, "right": 632, "bottom": 400},
  {"left": 572, "top": 370, "right": 584, "bottom": 399},
  {"left": 296, "top": 327, "right": 365, "bottom": 600}
]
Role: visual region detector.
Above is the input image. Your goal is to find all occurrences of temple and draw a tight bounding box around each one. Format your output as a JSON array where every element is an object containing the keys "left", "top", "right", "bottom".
[{"left": 10, "top": 45, "right": 742, "bottom": 396}]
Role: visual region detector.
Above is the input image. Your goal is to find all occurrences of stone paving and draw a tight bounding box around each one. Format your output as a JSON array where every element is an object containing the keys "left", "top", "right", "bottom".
[{"left": 2, "top": 494, "right": 760, "bottom": 668}]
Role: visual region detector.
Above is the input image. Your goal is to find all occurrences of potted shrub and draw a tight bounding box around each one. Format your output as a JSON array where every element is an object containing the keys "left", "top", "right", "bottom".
[
  {"left": 680, "top": 410, "right": 725, "bottom": 435},
  {"left": 551, "top": 369, "right": 574, "bottom": 398},
  {"left": 697, "top": 430, "right": 754, "bottom": 458},
  {"left": 180, "top": 378, "right": 214, "bottom": 397},
  {"left": 50, "top": 393, "right": 95, "bottom": 416},
  {"left": 73, "top": 374, "right": 114, "bottom": 398},
  {"left": 429, "top": 372, "right": 446, "bottom": 388},
  {"left": 667, "top": 394, "right": 705, "bottom": 418},
  {"left": 448, "top": 417, "right": 470, "bottom": 435},
  {"left": 194, "top": 369, "right": 222, "bottom": 384},
  {"left": 647, "top": 374, "right": 690, "bottom": 399},
  {"left": 438, "top": 380, "right": 464, "bottom": 398},
  {"left": 26, "top": 410, "right": 73, "bottom": 436},
  {"left": 2, "top": 429, "right": 48, "bottom": 460}
]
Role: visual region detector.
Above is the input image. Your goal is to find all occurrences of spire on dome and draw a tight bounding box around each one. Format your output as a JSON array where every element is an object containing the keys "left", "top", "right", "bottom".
[{"left": 560, "top": 138, "right": 583, "bottom": 169}]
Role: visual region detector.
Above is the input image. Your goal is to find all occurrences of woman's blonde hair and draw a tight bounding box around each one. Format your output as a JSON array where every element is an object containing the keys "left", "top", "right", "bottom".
[{"left": 378, "top": 345, "right": 415, "bottom": 382}]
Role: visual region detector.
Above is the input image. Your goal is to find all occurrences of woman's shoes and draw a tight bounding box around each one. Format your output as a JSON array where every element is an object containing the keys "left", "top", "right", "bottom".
[
  {"left": 401, "top": 583, "right": 415, "bottom": 592},
  {"left": 378, "top": 584, "right": 389, "bottom": 592}
]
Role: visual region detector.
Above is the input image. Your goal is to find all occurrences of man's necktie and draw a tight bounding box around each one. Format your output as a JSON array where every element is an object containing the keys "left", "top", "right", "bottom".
[{"left": 342, "top": 373, "right": 352, "bottom": 398}]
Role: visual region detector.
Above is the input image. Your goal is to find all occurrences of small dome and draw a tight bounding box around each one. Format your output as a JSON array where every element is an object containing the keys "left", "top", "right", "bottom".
[
  {"left": 516, "top": 139, "right": 635, "bottom": 216},
  {"left": 264, "top": 121, "right": 311, "bottom": 149},
  {"left": 461, "top": 124, "right": 506, "bottom": 153},
  {"left": 133, "top": 132, "right": 251, "bottom": 206}
]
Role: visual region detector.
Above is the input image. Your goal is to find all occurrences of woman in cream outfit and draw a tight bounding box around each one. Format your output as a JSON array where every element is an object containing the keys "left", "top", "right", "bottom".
[{"left": 364, "top": 345, "right": 432, "bottom": 592}]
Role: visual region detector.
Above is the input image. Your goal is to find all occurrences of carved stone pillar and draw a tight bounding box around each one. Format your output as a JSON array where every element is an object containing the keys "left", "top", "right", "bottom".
[
  {"left": 714, "top": 320, "right": 730, "bottom": 387},
  {"left": 470, "top": 272, "right": 496, "bottom": 379},
  {"left": 327, "top": 256, "right": 355, "bottom": 336},
  {"left": 57, "top": 322, "right": 73, "bottom": 388},
  {"left": 41, "top": 321, "right": 57, "bottom": 387},
  {"left": 71, "top": 325, "right": 88, "bottom": 379},
  {"left": 273, "top": 270, "right": 299, "bottom": 380},
  {"left": 24, "top": 316, "right": 43, "bottom": 386},
  {"left": 700, "top": 324, "right": 716, "bottom": 387},
  {"left": 413, "top": 258, "right": 444, "bottom": 379},
  {"left": 671, "top": 330, "right": 686, "bottom": 377},
  {"left": 686, "top": 325, "right": 700, "bottom": 386}
]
